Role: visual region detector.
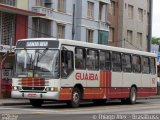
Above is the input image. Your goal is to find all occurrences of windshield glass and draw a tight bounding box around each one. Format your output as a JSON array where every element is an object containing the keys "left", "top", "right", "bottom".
[{"left": 14, "top": 49, "right": 59, "bottom": 78}]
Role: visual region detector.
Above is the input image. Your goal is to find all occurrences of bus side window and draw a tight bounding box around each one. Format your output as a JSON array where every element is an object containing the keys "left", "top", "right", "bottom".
[
  {"left": 61, "top": 50, "right": 74, "bottom": 78},
  {"left": 122, "top": 54, "right": 132, "bottom": 72},
  {"left": 100, "top": 51, "right": 111, "bottom": 70},
  {"left": 132, "top": 55, "right": 141, "bottom": 73},
  {"left": 150, "top": 57, "right": 156, "bottom": 74},
  {"left": 75, "top": 47, "right": 86, "bottom": 69},
  {"left": 86, "top": 49, "right": 99, "bottom": 70},
  {"left": 112, "top": 52, "right": 122, "bottom": 72},
  {"left": 142, "top": 57, "right": 150, "bottom": 74}
]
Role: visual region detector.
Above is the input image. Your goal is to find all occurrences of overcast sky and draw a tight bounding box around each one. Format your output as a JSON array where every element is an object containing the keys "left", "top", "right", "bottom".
[{"left": 152, "top": 0, "right": 160, "bottom": 38}]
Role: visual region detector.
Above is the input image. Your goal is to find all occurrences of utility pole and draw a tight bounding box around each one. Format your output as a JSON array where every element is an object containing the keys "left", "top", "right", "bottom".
[{"left": 72, "top": 4, "right": 75, "bottom": 40}]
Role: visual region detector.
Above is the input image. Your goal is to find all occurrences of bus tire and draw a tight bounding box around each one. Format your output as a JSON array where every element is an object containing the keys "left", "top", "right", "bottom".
[
  {"left": 30, "top": 99, "right": 43, "bottom": 107},
  {"left": 128, "top": 87, "right": 137, "bottom": 104},
  {"left": 67, "top": 87, "right": 81, "bottom": 108}
]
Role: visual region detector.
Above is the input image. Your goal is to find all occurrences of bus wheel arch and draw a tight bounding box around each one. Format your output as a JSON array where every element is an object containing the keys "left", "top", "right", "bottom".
[
  {"left": 73, "top": 84, "right": 84, "bottom": 99},
  {"left": 67, "top": 84, "right": 83, "bottom": 108}
]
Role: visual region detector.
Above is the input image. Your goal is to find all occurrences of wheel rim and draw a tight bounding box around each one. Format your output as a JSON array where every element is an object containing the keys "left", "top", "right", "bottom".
[
  {"left": 73, "top": 92, "right": 79, "bottom": 104},
  {"left": 131, "top": 88, "right": 136, "bottom": 102}
]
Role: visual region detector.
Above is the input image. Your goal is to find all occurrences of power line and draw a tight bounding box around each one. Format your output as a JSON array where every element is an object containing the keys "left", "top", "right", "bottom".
[{"left": 16, "top": 20, "right": 143, "bottom": 51}]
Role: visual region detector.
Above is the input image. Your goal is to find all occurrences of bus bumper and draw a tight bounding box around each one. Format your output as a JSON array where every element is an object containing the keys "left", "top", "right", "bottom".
[{"left": 11, "top": 91, "right": 59, "bottom": 100}]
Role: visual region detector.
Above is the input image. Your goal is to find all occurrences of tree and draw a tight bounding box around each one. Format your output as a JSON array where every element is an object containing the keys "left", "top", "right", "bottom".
[{"left": 152, "top": 37, "right": 158, "bottom": 44}]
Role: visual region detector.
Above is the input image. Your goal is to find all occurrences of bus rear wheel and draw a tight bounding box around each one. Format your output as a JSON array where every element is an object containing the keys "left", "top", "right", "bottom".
[
  {"left": 128, "top": 87, "right": 137, "bottom": 104},
  {"left": 30, "top": 99, "right": 44, "bottom": 107},
  {"left": 67, "top": 88, "right": 81, "bottom": 108}
]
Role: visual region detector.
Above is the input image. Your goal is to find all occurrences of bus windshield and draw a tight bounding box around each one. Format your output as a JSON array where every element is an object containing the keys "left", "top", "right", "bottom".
[{"left": 14, "top": 49, "right": 60, "bottom": 78}]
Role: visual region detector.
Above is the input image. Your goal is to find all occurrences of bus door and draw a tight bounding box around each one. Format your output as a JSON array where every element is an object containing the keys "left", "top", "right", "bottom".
[
  {"left": 99, "top": 51, "right": 112, "bottom": 98},
  {"left": 60, "top": 45, "right": 74, "bottom": 87}
]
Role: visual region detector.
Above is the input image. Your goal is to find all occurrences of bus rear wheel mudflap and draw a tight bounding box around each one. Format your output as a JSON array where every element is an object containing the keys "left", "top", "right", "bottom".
[
  {"left": 30, "top": 99, "right": 44, "bottom": 108},
  {"left": 67, "top": 87, "right": 81, "bottom": 108}
]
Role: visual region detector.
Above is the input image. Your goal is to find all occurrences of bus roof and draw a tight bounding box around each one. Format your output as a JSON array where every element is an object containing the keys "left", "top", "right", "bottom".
[{"left": 18, "top": 38, "right": 156, "bottom": 57}]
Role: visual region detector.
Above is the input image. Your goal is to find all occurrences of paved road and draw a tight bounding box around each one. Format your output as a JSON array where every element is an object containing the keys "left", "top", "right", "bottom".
[{"left": 0, "top": 99, "right": 160, "bottom": 120}]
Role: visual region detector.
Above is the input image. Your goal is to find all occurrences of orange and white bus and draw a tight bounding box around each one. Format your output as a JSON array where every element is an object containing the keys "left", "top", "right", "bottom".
[{"left": 12, "top": 38, "right": 157, "bottom": 108}]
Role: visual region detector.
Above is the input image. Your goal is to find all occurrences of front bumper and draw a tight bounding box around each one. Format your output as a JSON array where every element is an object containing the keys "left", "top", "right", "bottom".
[{"left": 11, "top": 91, "right": 59, "bottom": 100}]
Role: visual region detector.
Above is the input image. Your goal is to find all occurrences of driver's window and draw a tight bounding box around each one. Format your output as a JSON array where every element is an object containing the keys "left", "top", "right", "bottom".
[{"left": 61, "top": 50, "right": 74, "bottom": 78}]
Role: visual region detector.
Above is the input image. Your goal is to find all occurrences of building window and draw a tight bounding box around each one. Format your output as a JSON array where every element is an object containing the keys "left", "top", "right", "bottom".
[
  {"left": 127, "top": 30, "right": 133, "bottom": 43},
  {"left": 35, "top": 0, "right": 44, "bottom": 6},
  {"left": 57, "top": 24, "right": 65, "bottom": 39},
  {"left": 0, "top": 0, "right": 16, "bottom": 6},
  {"left": 110, "top": 1, "right": 115, "bottom": 16},
  {"left": 98, "top": 31, "right": 108, "bottom": 45},
  {"left": 109, "top": 27, "right": 114, "bottom": 42},
  {"left": 86, "top": 29, "right": 94, "bottom": 43},
  {"left": 137, "top": 32, "right": 142, "bottom": 47},
  {"left": 138, "top": 8, "right": 143, "bottom": 22},
  {"left": 99, "top": 2, "right": 103, "bottom": 20},
  {"left": 0, "top": 12, "right": 16, "bottom": 45},
  {"left": 32, "top": 18, "right": 51, "bottom": 38},
  {"left": 128, "top": 5, "right": 133, "bottom": 19},
  {"left": 58, "top": 0, "right": 65, "bottom": 12},
  {"left": 87, "top": 1, "right": 94, "bottom": 19}
]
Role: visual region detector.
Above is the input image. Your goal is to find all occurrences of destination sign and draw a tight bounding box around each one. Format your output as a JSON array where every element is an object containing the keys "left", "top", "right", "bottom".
[
  {"left": 26, "top": 41, "right": 48, "bottom": 47},
  {"left": 16, "top": 40, "right": 59, "bottom": 48}
]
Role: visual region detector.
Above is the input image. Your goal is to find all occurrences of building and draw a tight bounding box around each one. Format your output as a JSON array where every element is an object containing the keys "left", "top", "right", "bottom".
[
  {"left": 0, "top": 0, "right": 45, "bottom": 98},
  {"left": 29, "top": 0, "right": 110, "bottom": 44},
  {"left": 108, "top": 0, "right": 152, "bottom": 52}
]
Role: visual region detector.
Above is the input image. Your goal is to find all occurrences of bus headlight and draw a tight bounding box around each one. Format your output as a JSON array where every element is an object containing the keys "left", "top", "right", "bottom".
[
  {"left": 45, "top": 87, "right": 58, "bottom": 92},
  {"left": 12, "top": 86, "right": 22, "bottom": 91}
]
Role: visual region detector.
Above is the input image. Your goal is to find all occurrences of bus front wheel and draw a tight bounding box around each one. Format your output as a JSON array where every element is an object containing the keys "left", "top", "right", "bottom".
[
  {"left": 67, "top": 88, "right": 81, "bottom": 108},
  {"left": 30, "top": 99, "right": 44, "bottom": 107}
]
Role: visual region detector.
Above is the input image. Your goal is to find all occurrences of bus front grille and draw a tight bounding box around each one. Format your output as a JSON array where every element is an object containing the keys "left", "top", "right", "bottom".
[{"left": 22, "top": 87, "right": 45, "bottom": 91}]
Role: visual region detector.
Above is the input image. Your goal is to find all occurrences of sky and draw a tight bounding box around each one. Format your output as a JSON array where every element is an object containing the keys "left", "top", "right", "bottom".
[{"left": 152, "top": 0, "right": 160, "bottom": 38}]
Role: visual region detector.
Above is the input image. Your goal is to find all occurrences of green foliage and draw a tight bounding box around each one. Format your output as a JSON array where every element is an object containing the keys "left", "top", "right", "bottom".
[{"left": 152, "top": 37, "right": 158, "bottom": 44}]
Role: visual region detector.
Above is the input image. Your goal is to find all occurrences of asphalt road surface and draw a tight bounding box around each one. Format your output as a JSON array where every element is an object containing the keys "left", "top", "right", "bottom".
[{"left": 0, "top": 99, "right": 160, "bottom": 120}]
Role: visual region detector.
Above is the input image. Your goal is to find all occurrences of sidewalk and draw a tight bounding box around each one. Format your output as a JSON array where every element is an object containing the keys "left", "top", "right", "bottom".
[{"left": 0, "top": 95, "right": 160, "bottom": 106}]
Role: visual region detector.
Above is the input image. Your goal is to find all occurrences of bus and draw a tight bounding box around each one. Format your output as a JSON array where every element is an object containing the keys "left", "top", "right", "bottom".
[{"left": 12, "top": 38, "right": 157, "bottom": 108}]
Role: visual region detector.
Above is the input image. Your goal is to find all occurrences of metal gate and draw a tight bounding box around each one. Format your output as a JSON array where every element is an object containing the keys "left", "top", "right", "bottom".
[{"left": 0, "top": 12, "right": 16, "bottom": 46}]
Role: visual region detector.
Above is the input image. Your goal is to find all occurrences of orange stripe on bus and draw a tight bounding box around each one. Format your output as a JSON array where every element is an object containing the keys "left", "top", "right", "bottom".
[{"left": 59, "top": 88, "right": 72, "bottom": 100}]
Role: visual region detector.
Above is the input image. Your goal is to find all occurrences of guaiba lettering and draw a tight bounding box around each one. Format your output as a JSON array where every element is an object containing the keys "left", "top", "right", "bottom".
[{"left": 76, "top": 73, "right": 98, "bottom": 80}]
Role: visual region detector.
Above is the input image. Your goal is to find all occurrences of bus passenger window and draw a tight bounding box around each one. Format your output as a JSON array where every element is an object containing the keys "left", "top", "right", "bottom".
[
  {"left": 122, "top": 54, "right": 132, "bottom": 72},
  {"left": 86, "top": 49, "right": 99, "bottom": 70},
  {"left": 100, "top": 51, "right": 111, "bottom": 70},
  {"left": 112, "top": 52, "right": 121, "bottom": 72},
  {"left": 142, "top": 57, "right": 150, "bottom": 74},
  {"left": 132, "top": 55, "right": 141, "bottom": 73},
  {"left": 75, "top": 48, "right": 86, "bottom": 69},
  {"left": 150, "top": 57, "right": 156, "bottom": 74},
  {"left": 61, "top": 50, "right": 74, "bottom": 78}
]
